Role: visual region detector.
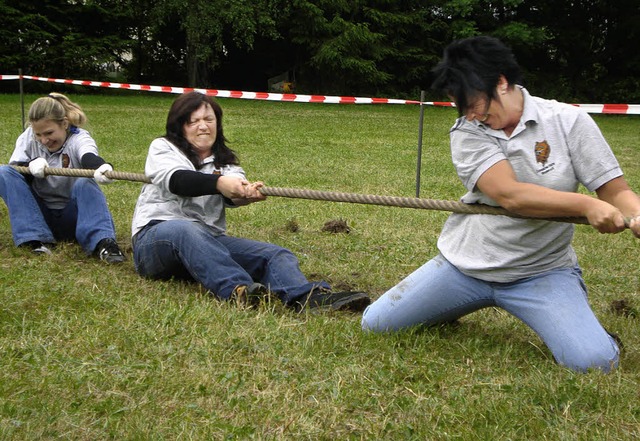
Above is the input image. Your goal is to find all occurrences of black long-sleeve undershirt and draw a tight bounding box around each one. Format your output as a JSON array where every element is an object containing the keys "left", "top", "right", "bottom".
[
  {"left": 80, "top": 152, "right": 107, "bottom": 169},
  {"left": 168, "top": 169, "right": 221, "bottom": 197}
]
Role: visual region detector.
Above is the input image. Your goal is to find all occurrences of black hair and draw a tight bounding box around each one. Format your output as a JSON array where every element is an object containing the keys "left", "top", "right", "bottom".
[
  {"left": 431, "top": 36, "right": 523, "bottom": 116},
  {"left": 165, "top": 92, "right": 239, "bottom": 169}
]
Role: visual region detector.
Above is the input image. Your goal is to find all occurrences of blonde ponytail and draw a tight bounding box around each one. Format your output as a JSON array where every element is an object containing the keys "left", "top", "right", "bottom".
[{"left": 28, "top": 93, "right": 87, "bottom": 128}]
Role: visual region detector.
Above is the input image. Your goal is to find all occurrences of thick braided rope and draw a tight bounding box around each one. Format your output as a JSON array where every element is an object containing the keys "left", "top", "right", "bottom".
[
  {"left": 10, "top": 165, "right": 151, "bottom": 183},
  {"left": 260, "top": 186, "right": 589, "bottom": 225},
  {"left": 7, "top": 164, "right": 589, "bottom": 224}
]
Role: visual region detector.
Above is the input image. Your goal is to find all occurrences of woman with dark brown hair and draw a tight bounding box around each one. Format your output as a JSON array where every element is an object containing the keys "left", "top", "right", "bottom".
[{"left": 131, "top": 92, "right": 370, "bottom": 312}]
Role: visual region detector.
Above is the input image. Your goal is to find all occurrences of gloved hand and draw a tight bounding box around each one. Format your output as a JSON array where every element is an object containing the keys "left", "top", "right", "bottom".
[
  {"left": 93, "top": 163, "right": 113, "bottom": 185},
  {"left": 28, "top": 157, "right": 48, "bottom": 178}
]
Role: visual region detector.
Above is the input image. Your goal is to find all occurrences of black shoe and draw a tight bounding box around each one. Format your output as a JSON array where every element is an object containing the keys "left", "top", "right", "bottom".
[
  {"left": 292, "top": 287, "right": 371, "bottom": 313},
  {"left": 24, "top": 240, "right": 52, "bottom": 255},
  {"left": 607, "top": 330, "right": 624, "bottom": 352},
  {"left": 230, "top": 283, "right": 270, "bottom": 307},
  {"left": 95, "top": 238, "right": 125, "bottom": 264}
]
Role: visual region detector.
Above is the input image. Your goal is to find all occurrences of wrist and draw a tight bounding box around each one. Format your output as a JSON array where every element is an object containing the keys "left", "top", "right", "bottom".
[{"left": 625, "top": 214, "right": 640, "bottom": 227}]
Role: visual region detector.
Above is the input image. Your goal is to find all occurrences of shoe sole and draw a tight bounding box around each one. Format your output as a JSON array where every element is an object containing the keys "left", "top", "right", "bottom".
[
  {"left": 100, "top": 255, "right": 125, "bottom": 264},
  {"left": 334, "top": 294, "right": 371, "bottom": 312},
  {"left": 32, "top": 246, "right": 53, "bottom": 255},
  {"left": 307, "top": 293, "right": 371, "bottom": 313}
]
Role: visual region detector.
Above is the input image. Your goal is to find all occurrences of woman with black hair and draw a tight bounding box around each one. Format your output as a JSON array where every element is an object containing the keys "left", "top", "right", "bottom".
[
  {"left": 131, "top": 92, "right": 370, "bottom": 312},
  {"left": 362, "top": 36, "right": 640, "bottom": 372}
]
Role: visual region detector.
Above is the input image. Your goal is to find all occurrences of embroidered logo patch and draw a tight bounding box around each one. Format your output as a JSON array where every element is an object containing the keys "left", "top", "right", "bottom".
[
  {"left": 62, "top": 154, "right": 70, "bottom": 168},
  {"left": 534, "top": 140, "right": 550, "bottom": 165}
]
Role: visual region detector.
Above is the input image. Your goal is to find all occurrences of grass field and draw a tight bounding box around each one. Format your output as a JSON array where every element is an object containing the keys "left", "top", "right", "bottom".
[{"left": 0, "top": 92, "right": 639, "bottom": 440}]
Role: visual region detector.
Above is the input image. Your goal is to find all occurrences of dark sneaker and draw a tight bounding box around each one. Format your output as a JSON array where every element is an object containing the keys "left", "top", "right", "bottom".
[
  {"left": 606, "top": 330, "right": 624, "bottom": 352},
  {"left": 230, "top": 283, "right": 270, "bottom": 307},
  {"left": 24, "top": 240, "right": 53, "bottom": 255},
  {"left": 293, "top": 288, "right": 371, "bottom": 313},
  {"left": 95, "top": 238, "right": 125, "bottom": 264}
]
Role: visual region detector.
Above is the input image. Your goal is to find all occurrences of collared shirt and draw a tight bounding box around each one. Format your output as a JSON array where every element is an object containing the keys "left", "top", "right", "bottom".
[
  {"left": 131, "top": 137, "right": 245, "bottom": 238},
  {"left": 437, "top": 87, "right": 622, "bottom": 282},
  {"left": 10, "top": 126, "right": 99, "bottom": 209}
]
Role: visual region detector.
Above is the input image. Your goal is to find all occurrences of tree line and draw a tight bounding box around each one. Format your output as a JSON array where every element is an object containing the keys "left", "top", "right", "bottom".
[{"left": 2, "top": 0, "right": 639, "bottom": 102}]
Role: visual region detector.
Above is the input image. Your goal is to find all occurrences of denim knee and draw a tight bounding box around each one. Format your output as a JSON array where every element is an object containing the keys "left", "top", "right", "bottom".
[
  {"left": 556, "top": 343, "right": 619, "bottom": 373},
  {"left": 0, "top": 165, "right": 25, "bottom": 189},
  {"left": 361, "top": 304, "right": 393, "bottom": 333},
  {"left": 71, "top": 177, "right": 102, "bottom": 196}
]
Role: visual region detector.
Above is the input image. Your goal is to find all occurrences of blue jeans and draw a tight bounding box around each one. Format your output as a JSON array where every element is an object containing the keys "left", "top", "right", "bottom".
[
  {"left": 132, "top": 219, "right": 329, "bottom": 302},
  {"left": 0, "top": 165, "right": 117, "bottom": 254},
  {"left": 362, "top": 254, "right": 619, "bottom": 373}
]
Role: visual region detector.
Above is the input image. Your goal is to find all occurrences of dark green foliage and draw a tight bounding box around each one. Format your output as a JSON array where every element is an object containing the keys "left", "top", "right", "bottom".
[{"left": 1, "top": 0, "right": 639, "bottom": 101}]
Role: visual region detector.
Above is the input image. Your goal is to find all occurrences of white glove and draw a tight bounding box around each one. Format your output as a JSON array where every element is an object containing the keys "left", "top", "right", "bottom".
[
  {"left": 94, "top": 163, "right": 113, "bottom": 185},
  {"left": 28, "top": 157, "right": 48, "bottom": 178}
]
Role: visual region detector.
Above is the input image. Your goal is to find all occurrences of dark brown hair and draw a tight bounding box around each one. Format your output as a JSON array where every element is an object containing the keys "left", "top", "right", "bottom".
[{"left": 165, "top": 92, "right": 239, "bottom": 169}]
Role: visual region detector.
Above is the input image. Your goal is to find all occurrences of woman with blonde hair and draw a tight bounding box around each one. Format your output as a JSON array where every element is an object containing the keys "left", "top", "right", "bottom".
[{"left": 0, "top": 93, "right": 125, "bottom": 262}]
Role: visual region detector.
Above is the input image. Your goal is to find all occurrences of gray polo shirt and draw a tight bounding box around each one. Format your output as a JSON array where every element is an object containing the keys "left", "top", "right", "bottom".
[
  {"left": 10, "top": 126, "right": 99, "bottom": 209},
  {"left": 437, "top": 87, "right": 622, "bottom": 282},
  {"left": 131, "top": 137, "right": 245, "bottom": 238}
]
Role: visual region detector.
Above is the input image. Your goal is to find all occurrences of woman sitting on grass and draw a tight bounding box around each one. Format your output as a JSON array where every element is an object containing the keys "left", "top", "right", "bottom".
[
  {"left": 0, "top": 93, "right": 125, "bottom": 263},
  {"left": 131, "top": 91, "right": 370, "bottom": 312},
  {"left": 362, "top": 36, "right": 640, "bottom": 373}
]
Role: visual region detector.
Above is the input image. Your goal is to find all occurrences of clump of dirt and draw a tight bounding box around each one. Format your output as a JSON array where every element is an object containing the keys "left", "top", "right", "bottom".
[
  {"left": 321, "top": 218, "right": 350, "bottom": 234},
  {"left": 610, "top": 298, "right": 637, "bottom": 317},
  {"left": 284, "top": 219, "right": 299, "bottom": 233}
]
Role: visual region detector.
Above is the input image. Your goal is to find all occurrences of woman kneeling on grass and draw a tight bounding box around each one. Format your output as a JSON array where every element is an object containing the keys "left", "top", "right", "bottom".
[
  {"left": 0, "top": 93, "right": 125, "bottom": 263},
  {"left": 362, "top": 36, "right": 640, "bottom": 373},
  {"left": 131, "top": 92, "right": 370, "bottom": 312}
]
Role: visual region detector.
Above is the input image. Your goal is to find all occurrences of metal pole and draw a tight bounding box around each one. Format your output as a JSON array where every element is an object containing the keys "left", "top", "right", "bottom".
[
  {"left": 415, "top": 90, "right": 426, "bottom": 197},
  {"left": 19, "top": 68, "right": 25, "bottom": 129}
]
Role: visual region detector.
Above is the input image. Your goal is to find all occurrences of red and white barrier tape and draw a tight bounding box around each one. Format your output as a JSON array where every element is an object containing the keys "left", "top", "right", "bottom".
[{"left": 2, "top": 74, "right": 639, "bottom": 114}]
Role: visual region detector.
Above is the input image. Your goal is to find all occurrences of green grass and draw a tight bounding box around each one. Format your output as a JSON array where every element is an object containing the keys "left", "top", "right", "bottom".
[{"left": 1, "top": 93, "right": 639, "bottom": 440}]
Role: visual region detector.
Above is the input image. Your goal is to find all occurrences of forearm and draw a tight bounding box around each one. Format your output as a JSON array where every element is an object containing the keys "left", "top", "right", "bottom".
[
  {"left": 596, "top": 178, "right": 640, "bottom": 217},
  {"left": 477, "top": 160, "right": 609, "bottom": 220},
  {"left": 493, "top": 180, "right": 629, "bottom": 234},
  {"left": 496, "top": 183, "right": 600, "bottom": 219},
  {"left": 169, "top": 170, "right": 220, "bottom": 196}
]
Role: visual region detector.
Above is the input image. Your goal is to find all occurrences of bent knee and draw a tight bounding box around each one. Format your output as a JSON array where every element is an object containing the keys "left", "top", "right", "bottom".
[
  {"left": 0, "top": 165, "right": 25, "bottom": 181},
  {"left": 361, "top": 305, "right": 396, "bottom": 333},
  {"left": 72, "top": 177, "right": 102, "bottom": 193},
  {"left": 266, "top": 246, "right": 299, "bottom": 265},
  {"left": 557, "top": 346, "right": 619, "bottom": 373}
]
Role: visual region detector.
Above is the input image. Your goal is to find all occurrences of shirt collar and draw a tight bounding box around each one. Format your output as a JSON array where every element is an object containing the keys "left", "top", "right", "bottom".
[
  {"left": 477, "top": 86, "right": 538, "bottom": 139},
  {"left": 519, "top": 87, "right": 539, "bottom": 126},
  {"left": 201, "top": 155, "right": 215, "bottom": 164}
]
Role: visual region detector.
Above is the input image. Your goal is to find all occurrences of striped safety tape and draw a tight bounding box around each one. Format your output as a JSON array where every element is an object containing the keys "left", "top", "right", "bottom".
[{"left": 2, "top": 74, "right": 639, "bottom": 114}]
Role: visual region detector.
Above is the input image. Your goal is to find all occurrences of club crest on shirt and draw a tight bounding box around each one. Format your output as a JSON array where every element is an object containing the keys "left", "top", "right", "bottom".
[
  {"left": 533, "top": 140, "right": 555, "bottom": 175},
  {"left": 534, "top": 140, "right": 550, "bottom": 165},
  {"left": 62, "top": 154, "right": 70, "bottom": 168}
]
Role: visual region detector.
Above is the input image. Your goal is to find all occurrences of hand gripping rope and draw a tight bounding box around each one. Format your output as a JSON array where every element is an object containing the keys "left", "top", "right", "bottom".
[{"left": 6, "top": 164, "right": 594, "bottom": 225}]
